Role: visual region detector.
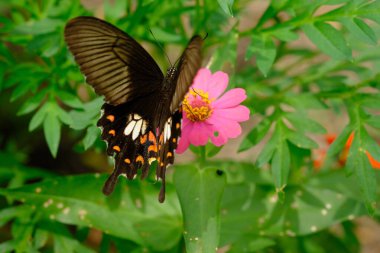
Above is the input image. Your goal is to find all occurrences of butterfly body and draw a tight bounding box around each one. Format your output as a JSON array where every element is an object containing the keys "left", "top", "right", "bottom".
[{"left": 64, "top": 16, "right": 202, "bottom": 202}]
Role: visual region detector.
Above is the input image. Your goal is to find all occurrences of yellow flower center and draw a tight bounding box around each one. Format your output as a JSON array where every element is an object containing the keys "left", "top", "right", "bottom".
[{"left": 183, "top": 89, "right": 213, "bottom": 122}]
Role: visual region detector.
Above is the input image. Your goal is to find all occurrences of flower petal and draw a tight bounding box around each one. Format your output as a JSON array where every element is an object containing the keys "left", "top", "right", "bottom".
[
  {"left": 189, "top": 122, "right": 212, "bottom": 146},
  {"left": 207, "top": 71, "right": 229, "bottom": 99},
  {"left": 208, "top": 115, "right": 242, "bottom": 139},
  {"left": 193, "top": 68, "right": 212, "bottom": 90},
  {"left": 212, "top": 88, "right": 247, "bottom": 108},
  {"left": 176, "top": 121, "right": 192, "bottom": 154},
  {"left": 211, "top": 105, "right": 250, "bottom": 122}
]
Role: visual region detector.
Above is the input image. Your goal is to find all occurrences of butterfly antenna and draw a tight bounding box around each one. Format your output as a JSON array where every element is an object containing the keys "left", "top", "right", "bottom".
[
  {"left": 149, "top": 28, "right": 172, "bottom": 67},
  {"left": 191, "top": 88, "right": 208, "bottom": 99}
]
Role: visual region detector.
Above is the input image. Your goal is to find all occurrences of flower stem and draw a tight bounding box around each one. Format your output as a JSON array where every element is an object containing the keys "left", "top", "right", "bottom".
[{"left": 200, "top": 146, "right": 206, "bottom": 164}]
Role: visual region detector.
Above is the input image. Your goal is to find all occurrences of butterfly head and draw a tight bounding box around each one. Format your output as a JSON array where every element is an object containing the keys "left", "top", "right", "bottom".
[{"left": 166, "top": 67, "right": 177, "bottom": 79}]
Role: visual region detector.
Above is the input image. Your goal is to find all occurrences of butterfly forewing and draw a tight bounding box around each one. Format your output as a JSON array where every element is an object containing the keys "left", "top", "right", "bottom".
[
  {"left": 64, "top": 16, "right": 164, "bottom": 105},
  {"left": 64, "top": 16, "right": 202, "bottom": 202},
  {"left": 170, "top": 36, "right": 203, "bottom": 112}
]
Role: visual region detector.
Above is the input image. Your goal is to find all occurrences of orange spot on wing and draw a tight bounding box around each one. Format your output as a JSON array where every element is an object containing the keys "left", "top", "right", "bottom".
[
  {"left": 148, "top": 144, "right": 157, "bottom": 153},
  {"left": 172, "top": 138, "right": 176, "bottom": 143},
  {"left": 167, "top": 152, "right": 173, "bottom": 158},
  {"left": 106, "top": 115, "right": 115, "bottom": 122},
  {"left": 140, "top": 134, "right": 147, "bottom": 144},
  {"left": 148, "top": 131, "right": 156, "bottom": 144},
  {"left": 160, "top": 162, "right": 164, "bottom": 166},
  {"left": 176, "top": 123, "right": 180, "bottom": 129},
  {"left": 108, "top": 130, "right": 116, "bottom": 136},
  {"left": 124, "top": 158, "right": 131, "bottom": 164},
  {"left": 136, "top": 155, "right": 144, "bottom": 164},
  {"left": 113, "top": 146, "right": 121, "bottom": 152}
]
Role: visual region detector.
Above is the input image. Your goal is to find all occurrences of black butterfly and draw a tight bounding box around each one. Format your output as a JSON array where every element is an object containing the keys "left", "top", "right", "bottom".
[{"left": 64, "top": 16, "right": 202, "bottom": 202}]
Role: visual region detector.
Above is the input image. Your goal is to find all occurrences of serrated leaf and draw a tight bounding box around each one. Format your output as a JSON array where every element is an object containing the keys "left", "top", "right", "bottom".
[
  {"left": 217, "top": 0, "right": 234, "bottom": 17},
  {"left": 239, "top": 118, "right": 272, "bottom": 152},
  {"left": 149, "top": 27, "right": 182, "bottom": 43},
  {"left": 272, "top": 28, "right": 299, "bottom": 42},
  {"left": 302, "top": 22, "right": 352, "bottom": 60},
  {"left": 343, "top": 17, "right": 377, "bottom": 45},
  {"left": 83, "top": 125, "right": 100, "bottom": 150},
  {"left": 56, "top": 107, "right": 73, "bottom": 125},
  {"left": 34, "top": 229, "right": 49, "bottom": 249},
  {"left": 209, "top": 32, "right": 238, "bottom": 71},
  {"left": 10, "top": 80, "right": 33, "bottom": 102},
  {"left": 29, "top": 103, "right": 49, "bottom": 131},
  {"left": 174, "top": 165, "right": 226, "bottom": 253},
  {"left": 346, "top": 128, "right": 377, "bottom": 213},
  {"left": 256, "top": 130, "right": 279, "bottom": 167},
  {"left": 358, "top": 0, "right": 380, "bottom": 24},
  {"left": 59, "top": 91, "right": 83, "bottom": 109},
  {"left": 287, "top": 132, "right": 319, "bottom": 149},
  {"left": 271, "top": 138, "right": 290, "bottom": 189},
  {"left": 285, "top": 112, "right": 327, "bottom": 134},
  {"left": 17, "top": 91, "right": 47, "bottom": 116},
  {"left": 367, "top": 115, "right": 380, "bottom": 129},
  {"left": 43, "top": 113, "right": 61, "bottom": 158},
  {"left": 326, "top": 124, "right": 354, "bottom": 158},
  {"left": 285, "top": 93, "right": 326, "bottom": 110},
  {"left": 246, "top": 35, "right": 276, "bottom": 76}
]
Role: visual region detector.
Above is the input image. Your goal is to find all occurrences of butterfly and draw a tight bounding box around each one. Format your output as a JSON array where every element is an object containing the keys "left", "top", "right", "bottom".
[{"left": 64, "top": 16, "right": 202, "bottom": 202}]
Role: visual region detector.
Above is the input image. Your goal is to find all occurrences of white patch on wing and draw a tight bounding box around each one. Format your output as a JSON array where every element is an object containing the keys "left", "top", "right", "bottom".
[
  {"left": 164, "top": 118, "right": 172, "bottom": 142},
  {"left": 124, "top": 120, "right": 136, "bottom": 136},
  {"left": 133, "top": 114, "right": 142, "bottom": 120},
  {"left": 132, "top": 119, "right": 143, "bottom": 140},
  {"left": 141, "top": 120, "right": 148, "bottom": 135}
]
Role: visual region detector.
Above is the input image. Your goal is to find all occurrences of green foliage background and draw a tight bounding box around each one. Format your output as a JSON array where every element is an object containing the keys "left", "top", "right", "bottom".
[{"left": 1, "top": 0, "right": 380, "bottom": 252}]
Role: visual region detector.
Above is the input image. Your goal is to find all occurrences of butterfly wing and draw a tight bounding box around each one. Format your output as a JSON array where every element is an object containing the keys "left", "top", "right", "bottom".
[
  {"left": 170, "top": 35, "right": 203, "bottom": 112},
  {"left": 64, "top": 16, "right": 164, "bottom": 105}
]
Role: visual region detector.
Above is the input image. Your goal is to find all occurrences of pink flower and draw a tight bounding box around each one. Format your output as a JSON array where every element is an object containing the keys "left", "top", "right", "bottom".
[{"left": 176, "top": 68, "right": 250, "bottom": 153}]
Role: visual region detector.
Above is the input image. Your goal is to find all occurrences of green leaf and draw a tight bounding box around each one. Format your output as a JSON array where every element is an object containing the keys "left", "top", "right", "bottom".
[
  {"left": 302, "top": 22, "right": 352, "bottom": 60},
  {"left": 149, "top": 27, "right": 182, "bottom": 43},
  {"left": 13, "top": 18, "right": 64, "bottom": 35},
  {"left": 209, "top": 32, "right": 238, "bottom": 71},
  {"left": 272, "top": 28, "right": 299, "bottom": 42},
  {"left": 285, "top": 112, "right": 327, "bottom": 134},
  {"left": 69, "top": 98, "right": 102, "bottom": 130},
  {"left": 285, "top": 93, "right": 326, "bottom": 110},
  {"left": 34, "top": 229, "right": 49, "bottom": 249},
  {"left": 83, "top": 125, "right": 100, "bottom": 150},
  {"left": 346, "top": 128, "right": 377, "bottom": 213},
  {"left": 246, "top": 35, "right": 276, "bottom": 76},
  {"left": 56, "top": 107, "right": 73, "bottom": 125},
  {"left": 0, "top": 174, "right": 181, "bottom": 250},
  {"left": 59, "top": 91, "right": 83, "bottom": 109},
  {"left": 29, "top": 103, "right": 49, "bottom": 131},
  {"left": 17, "top": 90, "right": 47, "bottom": 116},
  {"left": 287, "top": 131, "right": 319, "bottom": 149},
  {"left": 256, "top": 125, "right": 280, "bottom": 167},
  {"left": 217, "top": 0, "right": 234, "bottom": 17},
  {"left": 367, "top": 115, "right": 380, "bottom": 129},
  {"left": 239, "top": 117, "right": 272, "bottom": 152},
  {"left": 326, "top": 124, "right": 354, "bottom": 158},
  {"left": 358, "top": 0, "right": 380, "bottom": 24},
  {"left": 271, "top": 138, "right": 290, "bottom": 189},
  {"left": 343, "top": 17, "right": 377, "bottom": 45},
  {"left": 43, "top": 113, "right": 61, "bottom": 158},
  {"left": 105, "top": 0, "right": 127, "bottom": 20},
  {"left": 174, "top": 165, "right": 226, "bottom": 253}
]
